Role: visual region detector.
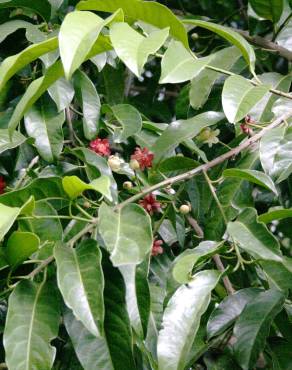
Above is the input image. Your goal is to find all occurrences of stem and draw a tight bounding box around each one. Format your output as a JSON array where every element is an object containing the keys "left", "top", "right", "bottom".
[
  {"left": 14, "top": 156, "right": 39, "bottom": 189},
  {"left": 18, "top": 215, "right": 94, "bottom": 223},
  {"left": 212, "top": 254, "right": 235, "bottom": 295},
  {"left": 186, "top": 216, "right": 204, "bottom": 238}
]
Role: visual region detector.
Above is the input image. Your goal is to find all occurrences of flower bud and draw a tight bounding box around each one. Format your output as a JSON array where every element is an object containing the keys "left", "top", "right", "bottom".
[
  {"left": 179, "top": 204, "right": 191, "bottom": 214},
  {"left": 130, "top": 159, "right": 140, "bottom": 170},
  {"left": 123, "top": 181, "right": 133, "bottom": 190},
  {"left": 83, "top": 201, "right": 91, "bottom": 209},
  {"left": 108, "top": 155, "right": 122, "bottom": 172}
]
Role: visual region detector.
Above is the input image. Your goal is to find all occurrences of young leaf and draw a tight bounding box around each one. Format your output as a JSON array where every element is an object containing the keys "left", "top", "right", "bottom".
[
  {"left": 0, "top": 129, "right": 26, "bottom": 154},
  {"left": 223, "top": 169, "right": 278, "bottom": 194},
  {"left": 249, "top": 0, "right": 284, "bottom": 22},
  {"left": 110, "top": 22, "right": 169, "bottom": 78},
  {"left": 55, "top": 241, "right": 104, "bottom": 337},
  {"left": 233, "top": 289, "right": 285, "bottom": 370},
  {"left": 258, "top": 207, "right": 292, "bottom": 223},
  {"left": 157, "top": 270, "right": 220, "bottom": 370},
  {"left": 4, "top": 280, "right": 60, "bottom": 370},
  {"left": 99, "top": 203, "right": 153, "bottom": 266},
  {"left": 6, "top": 231, "right": 40, "bottom": 266},
  {"left": 222, "top": 75, "right": 269, "bottom": 123}
]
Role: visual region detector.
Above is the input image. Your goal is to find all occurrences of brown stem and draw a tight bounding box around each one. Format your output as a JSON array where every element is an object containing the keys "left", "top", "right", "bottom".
[
  {"left": 186, "top": 216, "right": 204, "bottom": 238},
  {"left": 212, "top": 254, "right": 235, "bottom": 295}
]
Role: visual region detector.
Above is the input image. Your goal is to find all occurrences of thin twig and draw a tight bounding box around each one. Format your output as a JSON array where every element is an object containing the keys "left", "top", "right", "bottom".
[
  {"left": 212, "top": 254, "right": 235, "bottom": 295},
  {"left": 186, "top": 216, "right": 204, "bottom": 238}
]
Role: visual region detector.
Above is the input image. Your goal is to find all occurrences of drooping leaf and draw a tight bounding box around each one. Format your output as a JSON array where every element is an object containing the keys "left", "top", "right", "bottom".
[
  {"left": 5, "top": 231, "right": 40, "bottom": 266},
  {"left": 151, "top": 111, "right": 224, "bottom": 164},
  {"left": 249, "top": 0, "right": 284, "bottom": 22},
  {"left": 0, "top": 0, "right": 52, "bottom": 21},
  {"left": 223, "top": 169, "right": 277, "bottom": 194},
  {"left": 157, "top": 270, "right": 220, "bottom": 370},
  {"left": 48, "top": 77, "right": 75, "bottom": 112},
  {"left": 24, "top": 96, "right": 65, "bottom": 163},
  {"left": 4, "top": 280, "right": 60, "bottom": 370},
  {"left": 98, "top": 202, "right": 153, "bottom": 266},
  {"left": 0, "top": 129, "right": 26, "bottom": 154},
  {"left": 76, "top": 0, "right": 188, "bottom": 47},
  {"left": 233, "top": 289, "right": 285, "bottom": 370},
  {"left": 222, "top": 75, "right": 269, "bottom": 123},
  {"left": 0, "top": 20, "right": 34, "bottom": 44},
  {"left": 55, "top": 240, "right": 104, "bottom": 337},
  {"left": 110, "top": 22, "right": 169, "bottom": 78},
  {"left": 258, "top": 207, "right": 292, "bottom": 223}
]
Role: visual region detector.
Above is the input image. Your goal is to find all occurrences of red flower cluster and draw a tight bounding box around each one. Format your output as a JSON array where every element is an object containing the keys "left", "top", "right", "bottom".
[
  {"left": 139, "top": 193, "right": 161, "bottom": 215},
  {"left": 89, "top": 137, "right": 111, "bottom": 156},
  {"left": 151, "top": 239, "right": 164, "bottom": 256},
  {"left": 240, "top": 115, "right": 254, "bottom": 136},
  {"left": 0, "top": 176, "right": 6, "bottom": 195},
  {"left": 131, "top": 147, "right": 154, "bottom": 170}
]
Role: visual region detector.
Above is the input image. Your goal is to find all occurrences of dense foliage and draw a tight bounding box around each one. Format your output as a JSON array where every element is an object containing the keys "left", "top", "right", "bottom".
[{"left": 0, "top": 0, "right": 292, "bottom": 369}]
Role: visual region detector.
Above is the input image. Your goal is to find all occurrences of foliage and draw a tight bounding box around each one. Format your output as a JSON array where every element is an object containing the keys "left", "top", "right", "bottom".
[{"left": 0, "top": 0, "right": 292, "bottom": 369}]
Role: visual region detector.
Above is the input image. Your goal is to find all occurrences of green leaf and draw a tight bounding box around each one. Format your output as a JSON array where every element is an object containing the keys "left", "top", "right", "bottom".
[
  {"left": 99, "top": 203, "right": 153, "bottom": 266},
  {"left": 0, "top": 37, "right": 58, "bottom": 91},
  {"left": 55, "top": 240, "right": 104, "bottom": 337},
  {"left": 74, "top": 70, "right": 101, "bottom": 140},
  {"left": 276, "top": 18, "right": 292, "bottom": 51},
  {"left": 172, "top": 241, "right": 224, "bottom": 284},
  {"left": 110, "top": 22, "right": 169, "bottom": 77},
  {"left": 0, "top": 129, "right": 26, "bottom": 154},
  {"left": 24, "top": 96, "right": 65, "bottom": 163},
  {"left": 260, "top": 126, "right": 292, "bottom": 183},
  {"left": 109, "top": 104, "right": 142, "bottom": 143},
  {"left": 227, "top": 207, "right": 282, "bottom": 262},
  {"left": 48, "top": 77, "right": 75, "bottom": 112},
  {"left": 207, "top": 288, "right": 263, "bottom": 339},
  {"left": 222, "top": 75, "right": 269, "bottom": 123},
  {"left": 160, "top": 40, "right": 210, "bottom": 84},
  {"left": 4, "top": 280, "right": 60, "bottom": 370},
  {"left": 0, "top": 20, "right": 34, "bottom": 44},
  {"left": 258, "top": 207, "right": 292, "bottom": 223},
  {"left": 182, "top": 19, "right": 256, "bottom": 74},
  {"left": 249, "top": 0, "right": 284, "bottom": 22},
  {"left": 233, "top": 289, "right": 285, "bottom": 370},
  {"left": 76, "top": 0, "right": 188, "bottom": 47},
  {"left": 158, "top": 156, "right": 199, "bottom": 173},
  {"left": 6, "top": 231, "right": 40, "bottom": 266},
  {"left": 157, "top": 270, "right": 220, "bottom": 370},
  {"left": 151, "top": 111, "right": 224, "bottom": 164},
  {"left": 0, "top": 0, "right": 52, "bottom": 21},
  {"left": 223, "top": 169, "right": 277, "bottom": 194},
  {"left": 62, "top": 175, "right": 112, "bottom": 201}
]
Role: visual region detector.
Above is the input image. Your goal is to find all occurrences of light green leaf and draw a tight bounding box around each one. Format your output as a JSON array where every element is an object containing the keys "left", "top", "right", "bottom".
[
  {"left": 183, "top": 19, "right": 256, "bottom": 74},
  {"left": 160, "top": 40, "right": 210, "bottom": 84},
  {"left": 110, "top": 22, "right": 169, "bottom": 77},
  {"left": 222, "top": 75, "right": 269, "bottom": 123},
  {"left": 258, "top": 207, "right": 292, "bottom": 223},
  {"left": 6, "top": 231, "right": 40, "bottom": 266},
  {"left": 74, "top": 70, "right": 101, "bottom": 140},
  {"left": 0, "top": 20, "right": 34, "bottom": 44},
  {"left": 227, "top": 207, "right": 282, "bottom": 262},
  {"left": 54, "top": 240, "right": 104, "bottom": 337},
  {"left": 24, "top": 96, "right": 65, "bottom": 163},
  {"left": 76, "top": 0, "right": 188, "bottom": 47},
  {"left": 62, "top": 175, "right": 112, "bottom": 201},
  {"left": 223, "top": 169, "right": 277, "bottom": 194},
  {"left": 4, "top": 280, "right": 60, "bottom": 370},
  {"left": 276, "top": 18, "right": 292, "bottom": 51},
  {"left": 0, "top": 0, "right": 52, "bottom": 21},
  {"left": 99, "top": 203, "right": 153, "bottom": 266},
  {"left": 172, "top": 241, "right": 224, "bottom": 284},
  {"left": 249, "top": 0, "right": 284, "bottom": 22},
  {"left": 233, "top": 289, "right": 285, "bottom": 370},
  {"left": 151, "top": 111, "right": 224, "bottom": 164},
  {"left": 48, "top": 77, "right": 75, "bottom": 112},
  {"left": 0, "top": 129, "right": 26, "bottom": 154},
  {"left": 157, "top": 270, "right": 220, "bottom": 370},
  {"left": 260, "top": 126, "right": 292, "bottom": 183},
  {"left": 0, "top": 37, "right": 58, "bottom": 91}
]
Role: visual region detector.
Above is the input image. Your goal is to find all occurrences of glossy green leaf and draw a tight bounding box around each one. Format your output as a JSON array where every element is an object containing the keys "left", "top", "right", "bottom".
[
  {"left": 222, "top": 75, "right": 269, "bottom": 123},
  {"left": 157, "top": 270, "right": 220, "bottom": 370},
  {"left": 0, "top": 129, "right": 26, "bottom": 154},
  {"left": 258, "top": 207, "right": 292, "bottom": 223},
  {"left": 110, "top": 22, "right": 169, "bottom": 77},
  {"left": 0, "top": 20, "right": 34, "bottom": 43},
  {"left": 160, "top": 40, "right": 210, "bottom": 84},
  {"left": 99, "top": 202, "right": 153, "bottom": 266},
  {"left": 0, "top": 0, "right": 52, "bottom": 21},
  {"left": 6, "top": 231, "right": 40, "bottom": 266},
  {"left": 223, "top": 169, "right": 277, "bottom": 194},
  {"left": 158, "top": 156, "right": 199, "bottom": 173},
  {"left": 55, "top": 240, "right": 104, "bottom": 337},
  {"left": 77, "top": 0, "right": 188, "bottom": 47},
  {"left": 249, "top": 0, "right": 284, "bottom": 22},
  {"left": 172, "top": 241, "right": 223, "bottom": 284},
  {"left": 4, "top": 280, "right": 60, "bottom": 370},
  {"left": 74, "top": 70, "right": 101, "bottom": 140},
  {"left": 260, "top": 126, "right": 292, "bottom": 183},
  {"left": 227, "top": 207, "right": 282, "bottom": 262},
  {"left": 233, "top": 289, "right": 285, "bottom": 370},
  {"left": 62, "top": 175, "right": 112, "bottom": 201},
  {"left": 151, "top": 111, "right": 224, "bottom": 164},
  {"left": 24, "top": 97, "right": 65, "bottom": 163},
  {"left": 48, "top": 77, "right": 75, "bottom": 112},
  {"left": 183, "top": 19, "right": 256, "bottom": 74},
  {"left": 276, "top": 18, "right": 292, "bottom": 51},
  {"left": 207, "top": 288, "right": 263, "bottom": 339}
]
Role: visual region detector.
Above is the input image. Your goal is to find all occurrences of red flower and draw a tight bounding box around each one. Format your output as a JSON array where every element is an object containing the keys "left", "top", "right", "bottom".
[
  {"left": 131, "top": 147, "right": 154, "bottom": 170},
  {"left": 240, "top": 123, "right": 253, "bottom": 136},
  {"left": 151, "top": 239, "right": 164, "bottom": 256},
  {"left": 89, "top": 137, "right": 111, "bottom": 156},
  {"left": 0, "top": 176, "right": 6, "bottom": 195},
  {"left": 139, "top": 193, "right": 161, "bottom": 215}
]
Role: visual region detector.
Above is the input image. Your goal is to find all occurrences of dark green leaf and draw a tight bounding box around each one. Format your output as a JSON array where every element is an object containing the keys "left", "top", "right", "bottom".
[
  {"left": 0, "top": 0, "right": 52, "bottom": 21},
  {"left": 249, "top": 0, "right": 284, "bottom": 22}
]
